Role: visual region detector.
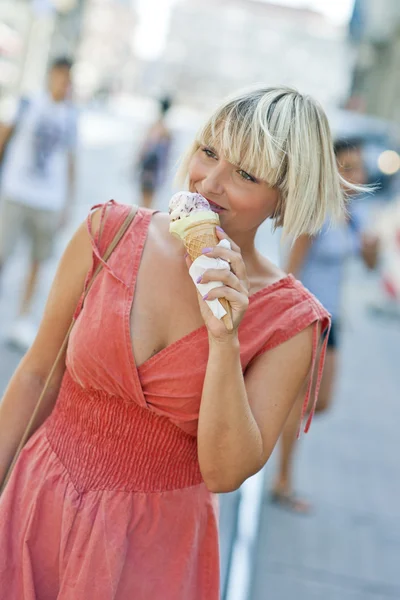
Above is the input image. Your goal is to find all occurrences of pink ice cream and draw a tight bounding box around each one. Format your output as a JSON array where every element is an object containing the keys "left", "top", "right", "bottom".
[{"left": 169, "top": 192, "right": 210, "bottom": 222}]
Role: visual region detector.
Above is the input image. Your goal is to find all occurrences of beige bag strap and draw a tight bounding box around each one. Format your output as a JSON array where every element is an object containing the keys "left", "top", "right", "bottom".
[{"left": 0, "top": 204, "right": 138, "bottom": 493}]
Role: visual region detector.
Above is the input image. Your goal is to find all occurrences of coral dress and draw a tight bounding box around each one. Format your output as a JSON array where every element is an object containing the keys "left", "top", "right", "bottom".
[{"left": 0, "top": 202, "right": 329, "bottom": 599}]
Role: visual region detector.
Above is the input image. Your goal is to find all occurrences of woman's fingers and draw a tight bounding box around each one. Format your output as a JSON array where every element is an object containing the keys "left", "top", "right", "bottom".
[
  {"left": 215, "top": 227, "right": 241, "bottom": 253},
  {"left": 202, "top": 285, "right": 249, "bottom": 308},
  {"left": 198, "top": 268, "right": 247, "bottom": 295},
  {"left": 202, "top": 246, "right": 247, "bottom": 283}
]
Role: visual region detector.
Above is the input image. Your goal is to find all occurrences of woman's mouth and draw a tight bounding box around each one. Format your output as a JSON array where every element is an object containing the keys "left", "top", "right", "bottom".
[{"left": 205, "top": 198, "right": 226, "bottom": 213}]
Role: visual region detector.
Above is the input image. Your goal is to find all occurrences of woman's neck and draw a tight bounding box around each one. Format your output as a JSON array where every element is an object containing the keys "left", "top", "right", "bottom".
[{"left": 226, "top": 227, "right": 258, "bottom": 263}]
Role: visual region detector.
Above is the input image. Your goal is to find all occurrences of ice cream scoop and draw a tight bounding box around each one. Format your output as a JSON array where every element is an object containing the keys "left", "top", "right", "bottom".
[
  {"left": 169, "top": 192, "right": 219, "bottom": 241},
  {"left": 169, "top": 191, "right": 211, "bottom": 222}
]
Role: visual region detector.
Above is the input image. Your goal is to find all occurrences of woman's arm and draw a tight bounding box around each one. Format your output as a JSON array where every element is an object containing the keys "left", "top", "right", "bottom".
[
  {"left": 193, "top": 229, "right": 313, "bottom": 492},
  {"left": 0, "top": 211, "right": 102, "bottom": 482},
  {"left": 198, "top": 327, "right": 313, "bottom": 492},
  {"left": 285, "top": 234, "right": 313, "bottom": 277}
]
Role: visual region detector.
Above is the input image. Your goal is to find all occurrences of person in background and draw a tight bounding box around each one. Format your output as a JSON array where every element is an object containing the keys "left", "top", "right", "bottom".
[
  {"left": 0, "top": 56, "right": 78, "bottom": 350},
  {"left": 367, "top": 192, "right": 400, "bottom": 318},
  {"left": 271, "top": 137, "right": 379, "bottom": 513},
  {"left": 136, "top": 95, "right": 172, "bottom": 209}
]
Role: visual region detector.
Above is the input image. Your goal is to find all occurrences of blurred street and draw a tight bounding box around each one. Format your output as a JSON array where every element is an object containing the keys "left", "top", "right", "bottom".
[
  {"left": 252, "top": 259, "right": 400, "bottom": 599},
  {"left": 0, "top": 107, "right": 399, "bottom": 599}
]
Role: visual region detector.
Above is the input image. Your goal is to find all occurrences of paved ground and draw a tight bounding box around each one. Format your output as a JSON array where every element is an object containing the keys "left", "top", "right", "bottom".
[
  {"left": 251, "top": 261, "right": 400, "bottom": 599},
  {"left": 1, "top": 106, "right": 399, "bottom": 600}
]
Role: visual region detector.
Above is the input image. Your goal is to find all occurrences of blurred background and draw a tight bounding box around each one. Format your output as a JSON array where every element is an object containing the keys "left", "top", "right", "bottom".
[{"left": 1, "top": 1, "right": 400, "bottom": 599}]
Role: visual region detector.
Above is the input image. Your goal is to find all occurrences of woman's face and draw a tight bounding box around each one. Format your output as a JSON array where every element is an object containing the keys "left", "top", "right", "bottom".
[{"left": 188, "top": 145, "right": 280, "bottom": 235}]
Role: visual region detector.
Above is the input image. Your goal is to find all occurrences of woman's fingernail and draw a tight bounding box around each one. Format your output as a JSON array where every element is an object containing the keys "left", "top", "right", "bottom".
[
  {"left": 196, "top": 276, "right": 202, "bottom": 283},
  {"left": 216, "top": 226, "right": 224, "bottom": 232},
  {"left": 202, "top": 293, "right": 208, "bottom": 300},
  {"left": 201, "top": 247, "right": 212, "bottom": 254}
]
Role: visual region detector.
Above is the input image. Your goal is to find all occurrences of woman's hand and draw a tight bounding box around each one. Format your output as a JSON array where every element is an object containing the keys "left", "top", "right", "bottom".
[{"left": 186, "top": 228, "right": 249, "bottom": 341}]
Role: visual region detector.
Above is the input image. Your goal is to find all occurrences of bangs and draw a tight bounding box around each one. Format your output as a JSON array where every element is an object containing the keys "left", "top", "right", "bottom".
[{"left": 196, "top": 98, "right": 288, "bottom": 186}]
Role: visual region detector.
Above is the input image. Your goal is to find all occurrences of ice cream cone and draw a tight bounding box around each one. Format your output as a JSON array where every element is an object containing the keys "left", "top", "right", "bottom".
[
  {"left": 182, "top": 220, "right": 233, "bottom": 331},
  {"left": 168, "top": 192, "right": 233, "bottom": 330},
  {"left": 183, "top": 220, "right": 220, "bottom": 261}
]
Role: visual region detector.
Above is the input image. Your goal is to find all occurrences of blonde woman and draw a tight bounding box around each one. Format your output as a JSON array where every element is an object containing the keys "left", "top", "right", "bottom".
[{"left": 0, "top": 87, "right": 353, "bottom": 599}]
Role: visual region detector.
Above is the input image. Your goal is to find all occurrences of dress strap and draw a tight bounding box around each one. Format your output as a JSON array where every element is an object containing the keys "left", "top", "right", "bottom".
[
  {"left": 74, "top": 201, "right": 147, "bottom": 319},
  {"left": 304, "top": 321, "right": 330, "bottom": 432},
  {"left": 298, "top": 317, "right": 331, "bottom": 436},
  {"left": 86, "top": 200, "right": 129, "bottom": 288}
]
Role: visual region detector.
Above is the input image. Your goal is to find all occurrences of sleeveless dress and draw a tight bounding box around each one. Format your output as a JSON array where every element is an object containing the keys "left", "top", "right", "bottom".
[{"left": 0, "top": 202, "right": 330, "bottom": 599}]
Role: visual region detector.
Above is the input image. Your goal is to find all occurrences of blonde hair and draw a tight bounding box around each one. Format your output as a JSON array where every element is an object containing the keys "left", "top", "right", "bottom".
[{"left": 178, "top": 86, "right": 361, "bottom": 239}]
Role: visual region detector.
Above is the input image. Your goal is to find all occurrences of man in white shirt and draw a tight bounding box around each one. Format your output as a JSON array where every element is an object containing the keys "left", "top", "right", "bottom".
[{"left": 0, "top": 57, "right": 77, "bottom": 349}]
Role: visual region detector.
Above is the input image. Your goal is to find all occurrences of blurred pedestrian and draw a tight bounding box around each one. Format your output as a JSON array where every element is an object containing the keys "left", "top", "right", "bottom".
[
  {"left": 135, "top": 95, "right": 172, "bottom": 209},
  {"left": 366, "top": 193, "right": 400, "bottom": 318},
  {"left": 0, "top": 56, "right": 78, "bottom": 350},
  {"left": 271, "top": 137, "right": 379, "bottom": 513},
  {"left": 0, "top": 87, "right": 356, "bottom": 598}
]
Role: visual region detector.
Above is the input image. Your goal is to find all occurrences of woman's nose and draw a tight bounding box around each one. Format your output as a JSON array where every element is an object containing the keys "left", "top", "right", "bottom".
[{"left": 202, "top": 165, "right": 225, "bottom": 197}]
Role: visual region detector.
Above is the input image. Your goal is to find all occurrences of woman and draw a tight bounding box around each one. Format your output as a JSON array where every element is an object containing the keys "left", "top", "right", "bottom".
[
  {"left": 0, "top": 87, "right": 352, "bottom": 599},
  {"left": 272, "top": 137, "right": 377, "bottom": 513}
]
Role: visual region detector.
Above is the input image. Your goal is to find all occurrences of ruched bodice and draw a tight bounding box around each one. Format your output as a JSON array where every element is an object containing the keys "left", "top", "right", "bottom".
[{"left": 46, "top": 371, "right": 202, "bottom": 493}]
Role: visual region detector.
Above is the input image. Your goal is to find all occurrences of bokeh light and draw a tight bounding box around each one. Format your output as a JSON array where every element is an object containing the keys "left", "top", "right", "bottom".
[{"left": 378, "top": 149, "right": 400, "bottom": 175}]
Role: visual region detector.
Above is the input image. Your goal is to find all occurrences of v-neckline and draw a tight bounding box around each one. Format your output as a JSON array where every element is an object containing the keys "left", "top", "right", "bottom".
[
  {"left": 126, "top": 209, "right": 295, "bottom": 377},
  {"left": 135, "top": 274, "right": 294, "bottom": 373}
]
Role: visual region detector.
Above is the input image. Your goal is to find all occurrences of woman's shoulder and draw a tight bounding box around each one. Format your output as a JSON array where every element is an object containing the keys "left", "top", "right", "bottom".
[
  {"left": 244, "top": 268, "right": 330, "bottom": 362},
  {"left": 255, "top": 253, "right": 324, "bottom": 301},
  {"left": 248, "top": 255, "right": 329, "bottom": 334},
  {"left": 148, "top": 211, "right": 173, "bottom": 243},
  {"left": 89, "top": 200, "right": 132, "bottom": 225},
  {"left": 255, "top": 273, "right": 328, "bottom": 317},
  {"left": 86, "top": 200, "right": 148, "bottom": 262}
]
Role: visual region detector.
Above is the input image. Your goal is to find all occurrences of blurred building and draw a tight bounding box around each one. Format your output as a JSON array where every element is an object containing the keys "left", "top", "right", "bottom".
[
  {"left": 50, "top": 0, "right": 86, "bottom": 60},
  {"left": 136, "top": 0, "right": 352, "bottom": 110},
  {"left": 75, "top": 0, "right": 137, "bottom": 101},
  {"left": 0, "top": 0, "right": 85, "bottom": 99},
  {"left": 0, "top": 1, "right": 31, "bottom": 96},
  {"left": 349, "top": 0, "right": 400, "bottom": 124},
  {"left": 0, "top": 0, "right": 137, "bottom": 105}
]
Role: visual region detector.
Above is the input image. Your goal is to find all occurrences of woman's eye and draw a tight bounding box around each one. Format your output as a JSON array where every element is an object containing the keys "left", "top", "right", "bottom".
[
  {"left": 238, "top": 169, "right": 256, "bottom": 182},
  {"left": 202, "top": 147, "right": 217, "bottom": 159}
]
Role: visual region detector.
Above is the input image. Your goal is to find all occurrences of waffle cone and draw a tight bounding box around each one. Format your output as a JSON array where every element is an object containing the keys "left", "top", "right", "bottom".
[{"left": 183, "top": 220, "right": 233, "bottom": 330}]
